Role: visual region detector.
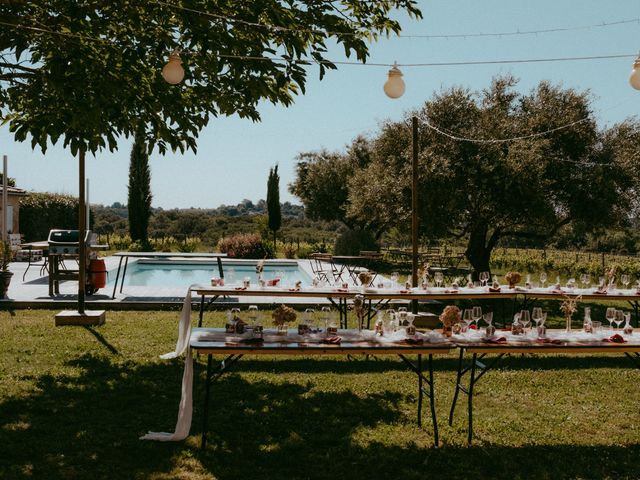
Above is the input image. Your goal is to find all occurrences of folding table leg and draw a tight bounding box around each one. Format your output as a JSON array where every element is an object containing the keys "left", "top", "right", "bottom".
[
  {"left": 448, "top": 348, "right": 466, "bottom": 426},
  {"left": 201, "top": 355, "right": 213, "bottom": 449}
]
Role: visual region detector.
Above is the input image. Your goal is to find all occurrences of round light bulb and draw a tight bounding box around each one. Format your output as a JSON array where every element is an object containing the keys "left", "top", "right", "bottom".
[
  {"left": 630, "top": 57, "right": 640, "bottom": 91},
  {"left": 384, "top": 62, "right": 405, "bottom": 99},
  {"left": 162, "top": 51, "right": 185, "bottom": 85}
]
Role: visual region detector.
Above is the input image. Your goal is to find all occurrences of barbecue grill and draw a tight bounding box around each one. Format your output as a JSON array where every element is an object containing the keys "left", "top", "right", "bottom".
[{"left": 48, "top": 229, "right": 96, "bottom": 255}]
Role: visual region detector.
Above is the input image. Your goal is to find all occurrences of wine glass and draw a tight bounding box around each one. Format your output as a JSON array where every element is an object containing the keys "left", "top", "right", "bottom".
[
  {"left": 390, "top": 271, "right": 400, "bottom": 289},
  {"left": 247, "top": 305, "right": 259, "bottom": 325},
  {"left": 532, "top": 307, "right": 543, "bottom": 327},
  {"left": 539, "top": 272, "right": 547, "bottom": 288},
  {"left": 397, "top": 306, "right": 408, "bottom": 326},
  {"left": 580, "top": 273, "right": 591, "bottom": 289},
  {"left": 434, "top": 271, "right": 444, "bottom": 288},
  {"left": 483, "top": 312, "right": 494, "bottom": 336},
  {"left": 605, "top": 307, "right": 616, "bottom": 332},
  {"left": 519, "top": 310, "right": 531, "bottom": 332},
  {"left": 479, "top": 271, "right": 489, "bottom": 287},
  {"left": 303, "top": 307, "right": 315, "bottom": 326},
  {"left": 320, "top": 306, "right": 332, "bottom": 330},
  {"left": 462, "top": 309, "right": 473, "bottom": 335},
  {"left": 614, "top": 310, "right": 625, "bottom": 331},
  {"left": 621, "top": 274, "right": 630, "bottom": 290},
  {"left": 472, "top": 306, "right": 482, "bottom": 328}
]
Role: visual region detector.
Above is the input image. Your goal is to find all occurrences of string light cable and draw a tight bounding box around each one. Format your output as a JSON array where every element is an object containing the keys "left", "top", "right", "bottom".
[
  {"left": 156, "top": 2, "right": 640, "bottom": 40},
  {"left": 0, "top": 19, "right": 637, "bottom": 70}
]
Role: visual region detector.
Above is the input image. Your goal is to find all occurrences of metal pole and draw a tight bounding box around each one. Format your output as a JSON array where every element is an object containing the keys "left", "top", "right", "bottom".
[
  {"left": 411, "top": 116, "right": 419, "bottom": 314},
  {"left": 86, "top": 178, "right": 90, "bottom": 229},
  {"left": 78, "top": 150, "right": 86, "bottom": 314},
  {"left": 2, "top": 155, "right": 7, "bottom": 242}
]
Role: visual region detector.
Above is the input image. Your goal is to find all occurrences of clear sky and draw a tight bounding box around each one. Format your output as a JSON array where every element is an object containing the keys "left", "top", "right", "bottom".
[{"left": 0, "top": 0, "right": 638, "bottom": 209}]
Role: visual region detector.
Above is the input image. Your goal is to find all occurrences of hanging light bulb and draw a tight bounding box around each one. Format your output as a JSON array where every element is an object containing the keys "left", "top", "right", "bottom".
[
  {"left": 162, "top": 50, "right": 185, "bottom": 85},
  {"left": 630, "top": 55, "right": 640, "bottom": 91},
  {"left": 383, "top": 62, "right": 405, "bottom": 99}
]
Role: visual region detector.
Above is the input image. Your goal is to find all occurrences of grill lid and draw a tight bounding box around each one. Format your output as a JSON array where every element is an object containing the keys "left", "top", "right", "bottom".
[{"left": 48, "top": 229, "right": 80, "bottom": 244}]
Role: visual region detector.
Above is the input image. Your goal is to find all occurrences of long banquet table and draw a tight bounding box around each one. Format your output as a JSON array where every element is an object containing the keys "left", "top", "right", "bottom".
[
  {"left": 448, "top": 330, "right": 640, "bottom": 443},
  {"left": 191, "top": 327, "right": 452, "bottom": 448},
  {"left": 192, "top": 284, "right": 640, "bottom": 328},
  {"left": 142, "top": 285, "right": 640, "bottom": 449}
]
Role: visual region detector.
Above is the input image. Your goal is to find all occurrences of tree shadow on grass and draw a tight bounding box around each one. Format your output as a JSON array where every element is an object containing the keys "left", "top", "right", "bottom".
[{"left": 0, "top": 354, "right": 638, "bottom": 480}]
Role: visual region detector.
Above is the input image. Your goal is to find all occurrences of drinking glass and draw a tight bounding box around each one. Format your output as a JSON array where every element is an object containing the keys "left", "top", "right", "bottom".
[
  {"left": 614, "top": 310, "right": 624, "bottom": 331},
  {"left": 303, "top": 307, "right": 315, "bottom": 324},
  {"left": 472, "top": 306, "right": 482, "bottom": 328},
  {"left": 462, "top": 309, "right": 473, "bottom": 334},
  {"left": 397, "top": 306, "right": 408, "bottom": 326},
  {"left": 539, "top": 272, "right": 547, "bottom": 288},
  {"left": 605, "top": 307, "right": 616, "bottom": 331},
  {"left": 621, "top": 274, "right": 630, "bottom": 290},
  {"left": 483, "top": 312, "right": 493, "bottom": 328},
  {"left": 320, "top": 306, "right": 332, "bottom": 330},
  {"left": 580, "top": 273, "right": 591, "bottom": 289},
  {"left": 532, "top": 307, "right": 543, "bottom": 326},
  {"left": 390, "top": 271, "right": 400, "bottom": 288},
  {"left": 248, "top": 305, "right": 259, "bottom": 324},
  {"left": 519, "top": 310, "right": 531, "bottom": 332},
  {"left": 434, "top": 271, "right": 444, "bottom": 288},
  {"left": 479, "top": 271, "right": 489, "bottom": 286}
]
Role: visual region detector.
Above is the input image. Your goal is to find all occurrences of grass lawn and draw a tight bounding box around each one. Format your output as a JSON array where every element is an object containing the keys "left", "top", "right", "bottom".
[{"left": 1, "top": 309, "right": 639, "bottom": 479}]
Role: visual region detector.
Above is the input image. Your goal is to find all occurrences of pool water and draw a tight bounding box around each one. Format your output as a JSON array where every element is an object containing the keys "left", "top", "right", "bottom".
[{"left": 106, "top": 260, "right": 312, "bottom": 288}]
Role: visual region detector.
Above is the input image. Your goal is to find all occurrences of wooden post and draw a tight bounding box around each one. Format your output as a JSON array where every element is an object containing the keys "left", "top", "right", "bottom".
[
  {"left": 78, "top": 150, "right": 86, "bottom": 314},
  {"left": 411, "top": 116, "right": 419, "bottom": 314},
  {"left": 2, "top": 155, "right": 7, "bottom": 242}
]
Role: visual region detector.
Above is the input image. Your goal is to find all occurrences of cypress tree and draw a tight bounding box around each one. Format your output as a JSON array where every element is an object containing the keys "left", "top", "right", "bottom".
[
  {"left": 128, "top": 131, "right": 152, "bottom": 246},
  {"left": 267, "top": 164, "right": 281, "bottom": 248}
]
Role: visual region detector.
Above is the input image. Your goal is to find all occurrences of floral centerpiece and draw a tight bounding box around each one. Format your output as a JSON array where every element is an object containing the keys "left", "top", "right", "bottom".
[
  {"left": 418, "top": 262, "right": 430, "bottom": 288},
  {"left": 560, "top": 294, "right": 581, "bottom": 332},
  {"left": 439, "top": 305, "right": 461, "bottom": 337},
  {"left": 358, "top": 271, "right": 373, "bottom": 289},
  {"left": 272, "top": 304, "right": 296, "bottom": 334},
  {"left": 504, "top": 271, "right": 522, "bottom": 288}
]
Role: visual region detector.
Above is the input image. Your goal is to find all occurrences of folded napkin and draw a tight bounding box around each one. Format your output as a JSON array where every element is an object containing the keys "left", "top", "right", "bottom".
[
  {"left": 489, "top": 287, "right": 501, "bottom": 293},
  {"left": 484, "top": 336, "right": 507, "bottom": 344},
  {"left": 604, "top": 334, "right": 627, "bottom": 343},
  {"left": 400, "top": 337, "right": 424, "bottom": 345},
  {"left": 267, "top": 278, "right": 280, "bottom": 286},
  {"left": 536, "top": 338, "right": 563, "bottom": 345},
  {"left": 444, "top": 289, "right": 459, "bottom": 294},
  {"left": 592, "top": 289, "right": 608, "bottom": 295},
  {"left": 241, "top": 337, "right": 265, "bottom": 345},
  {"left": 335, "top": 288, "right": 349, "bottom": 292},
  {"left": 322, "top": 336, "right": 342, "bottom": 344},
  {"left": 468, "top": 325, "right": 477, "bottom": 330}
]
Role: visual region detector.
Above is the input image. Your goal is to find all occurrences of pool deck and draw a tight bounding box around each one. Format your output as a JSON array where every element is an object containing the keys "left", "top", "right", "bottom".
[{"left": 0, "top": 256, "right": 363, "bottom": 310}]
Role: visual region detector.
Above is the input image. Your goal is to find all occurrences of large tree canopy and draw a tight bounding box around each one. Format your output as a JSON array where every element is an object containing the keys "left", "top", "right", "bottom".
[
  {"left": 0, "top": 0, "right": 421, "bottom": 155},
  {"left": 292, "top": 76, "right": 640, "bottom": 273}
]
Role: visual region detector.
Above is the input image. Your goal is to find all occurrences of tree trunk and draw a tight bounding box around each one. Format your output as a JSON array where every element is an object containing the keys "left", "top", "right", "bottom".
[{"left": 465, "top": 226, "right": 492, "bottom": 279}]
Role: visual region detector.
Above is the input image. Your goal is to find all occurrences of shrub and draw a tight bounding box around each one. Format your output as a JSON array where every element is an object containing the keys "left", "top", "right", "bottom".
[
  {"left": 19, "top": 192, "right": 81, "bottom": 242},
  {"left": 177, "top": 237, "right": 201, "bottom": 253},
  {"left": 283, "top": 244, "right": 297, "bottom": 259},
  {"left": 333, "top": 228, "right": 378, "bottom": 256},
  {"left": 217, "top": 233, "right": 274, "bottom": 259}
]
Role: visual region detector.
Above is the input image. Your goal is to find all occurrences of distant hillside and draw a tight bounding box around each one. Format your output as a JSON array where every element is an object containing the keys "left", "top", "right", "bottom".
[{"left": 91, "top": 199, "right": 339, "bottom": 247}]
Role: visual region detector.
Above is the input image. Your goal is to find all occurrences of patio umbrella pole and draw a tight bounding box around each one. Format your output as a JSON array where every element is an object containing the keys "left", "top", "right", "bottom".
[{"left": 411, "top": 116, "right": 419, "bottom": 314}]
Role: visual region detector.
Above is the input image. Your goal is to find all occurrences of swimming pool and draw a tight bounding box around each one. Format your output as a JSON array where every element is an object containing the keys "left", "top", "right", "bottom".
[{"left": 106, "top": 259, "right": 313, "bottom": 288}]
